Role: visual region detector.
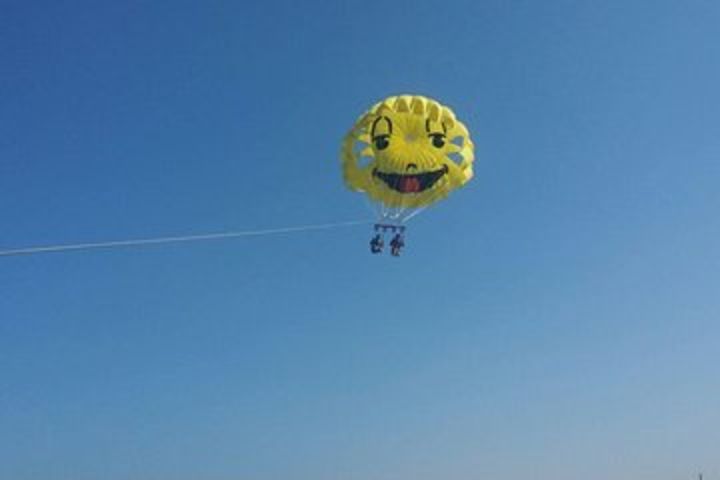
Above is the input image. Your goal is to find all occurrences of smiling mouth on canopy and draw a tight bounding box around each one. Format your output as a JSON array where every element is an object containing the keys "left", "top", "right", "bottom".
[{"left": 372, "top": 165, "right": 448, "bottom": 193}]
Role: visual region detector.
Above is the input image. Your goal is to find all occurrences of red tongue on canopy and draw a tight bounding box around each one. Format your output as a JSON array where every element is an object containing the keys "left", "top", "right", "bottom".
[{"left": 399, "top": 176, "right": 421, "bottom": 193}]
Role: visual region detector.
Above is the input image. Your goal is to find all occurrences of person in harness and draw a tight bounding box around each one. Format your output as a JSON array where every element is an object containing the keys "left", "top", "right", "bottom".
[
  {"left": 370, "top": 233, "right": 384, "bottom": 254},
  {"left": 389, "top": 233, "right": 405, "bottom": 257}
]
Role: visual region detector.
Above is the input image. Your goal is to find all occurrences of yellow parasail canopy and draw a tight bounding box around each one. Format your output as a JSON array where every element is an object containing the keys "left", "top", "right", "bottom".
[{"left": 341, "top": 94, "right": 474, "bottom": 210}]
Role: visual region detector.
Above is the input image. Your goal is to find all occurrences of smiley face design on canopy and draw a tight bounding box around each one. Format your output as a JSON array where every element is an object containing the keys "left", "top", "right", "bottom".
[{"left": 341, "top": 95, "right": 474, "bottom": 209}]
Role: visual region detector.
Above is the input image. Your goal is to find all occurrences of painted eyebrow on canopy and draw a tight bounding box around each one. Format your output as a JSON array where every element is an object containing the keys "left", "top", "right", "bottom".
[
  {"left": 371, "top": 116, "right": 393, "bottom": 137},
  {"left": 425, "top": 119, "right": 447, "bottom": 135}
]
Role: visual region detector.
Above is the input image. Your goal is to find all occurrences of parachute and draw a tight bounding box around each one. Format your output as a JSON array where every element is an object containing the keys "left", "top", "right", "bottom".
[{"left": 341, "top": 95, "right": 475, "bottom": 254}]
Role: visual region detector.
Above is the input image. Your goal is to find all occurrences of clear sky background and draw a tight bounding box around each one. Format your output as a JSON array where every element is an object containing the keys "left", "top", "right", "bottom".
[{"left": 2, "top": 1, "right": 720, "bottom": 479}]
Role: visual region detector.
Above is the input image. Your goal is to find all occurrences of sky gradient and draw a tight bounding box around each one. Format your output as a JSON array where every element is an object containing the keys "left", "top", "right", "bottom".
[{"left": 2, "top": 1, "right": 720, "bottom": 479}]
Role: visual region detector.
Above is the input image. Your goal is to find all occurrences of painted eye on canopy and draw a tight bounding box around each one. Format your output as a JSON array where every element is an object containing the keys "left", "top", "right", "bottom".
[
  {"left": 425, "top": 118, "right": 447, "bottom": 149},
  {"left": 373, "top": 135, "right": 390, "bottom": 150},
  {"left": 370, "top": 115, "right": 393, "bottom": 151},
  {"left": 428, "top": 133, "right": 446, "bottom": 148}
]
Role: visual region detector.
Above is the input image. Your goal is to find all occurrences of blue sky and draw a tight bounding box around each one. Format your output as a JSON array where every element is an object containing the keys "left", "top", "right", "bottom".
[{"left": 2, "top": 1, "right": 720, "bottom": 479}]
